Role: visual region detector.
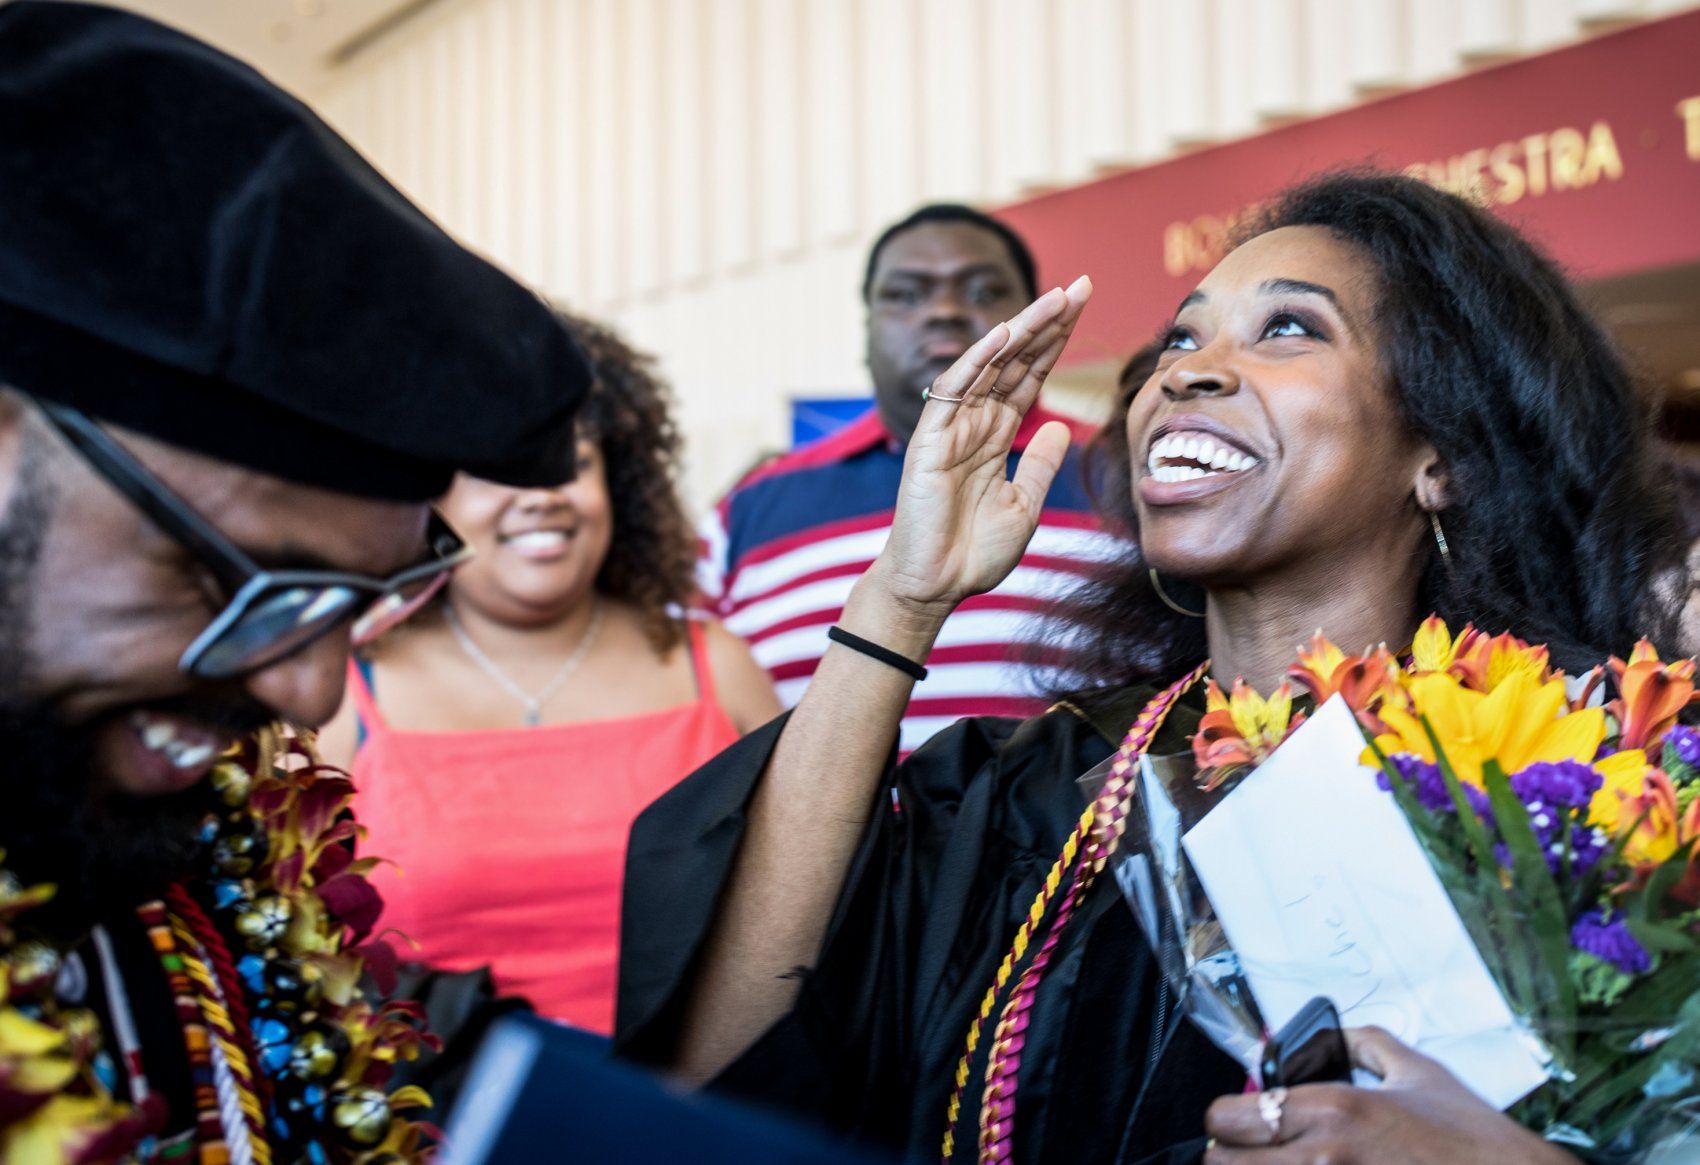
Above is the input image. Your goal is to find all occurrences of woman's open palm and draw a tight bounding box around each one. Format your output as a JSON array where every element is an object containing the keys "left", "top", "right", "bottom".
[{"left": 879, "top": 276, "right": 1094, "bottom": 613}]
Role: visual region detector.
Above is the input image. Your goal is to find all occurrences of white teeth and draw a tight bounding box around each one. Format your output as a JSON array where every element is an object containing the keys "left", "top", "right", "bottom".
[
  {"left": 507, "top": 530, "right": 570, "bottom": 550},
  {"left": 1145, "top": 431, "right": 1261, "bottom": 479},
  {"left": 134, "top": 715, "right": 216, "bottom": 769},
  {"left": 168, "top": 743, "right": 215, "bottom": 769}
]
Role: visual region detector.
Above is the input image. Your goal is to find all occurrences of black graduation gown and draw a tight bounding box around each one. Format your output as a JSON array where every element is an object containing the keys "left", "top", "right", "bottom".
[{"left": 615, "top": 687, "right": 1245, "bottom": 1164}]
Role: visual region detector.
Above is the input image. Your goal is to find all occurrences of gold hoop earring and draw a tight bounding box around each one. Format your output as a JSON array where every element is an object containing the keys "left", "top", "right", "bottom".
[
  {"left": 1149, "top": 568, "right": 1205, "bottom": 618},
  {"left": 1429, "top": 510, "right": 1452, "bottom": 566}
]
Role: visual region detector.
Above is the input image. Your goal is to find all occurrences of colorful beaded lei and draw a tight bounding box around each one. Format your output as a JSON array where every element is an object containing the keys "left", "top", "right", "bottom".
[
  {"left": 941, "top": 664, "right": 1209, "bottom": 1164},
  {"left": 0, "top": 853, "right": 160, "bottom": 1163},
  {"left": 0, "top": 728, "right": 438, "bottom": 1164}
]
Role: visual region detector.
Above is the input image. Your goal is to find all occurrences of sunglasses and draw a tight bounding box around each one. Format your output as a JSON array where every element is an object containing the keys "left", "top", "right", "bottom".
[{"left": 35, "top": 400, "right": 473, "bottom": 679}]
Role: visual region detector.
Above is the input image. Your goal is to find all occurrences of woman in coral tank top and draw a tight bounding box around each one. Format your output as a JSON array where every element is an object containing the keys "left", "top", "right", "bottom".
[{"left": 318, "top": 311, "right": 779, "bottom": 1033}]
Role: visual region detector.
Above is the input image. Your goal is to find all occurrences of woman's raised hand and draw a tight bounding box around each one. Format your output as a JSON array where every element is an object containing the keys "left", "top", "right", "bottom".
[{"left": 871, "top": 276, "right": 1093, "bottom": 619}]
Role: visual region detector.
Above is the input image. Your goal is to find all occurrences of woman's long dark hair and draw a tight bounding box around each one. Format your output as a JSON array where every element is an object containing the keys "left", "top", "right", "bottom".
[{"left": 1057, "top": 171, "right": 1684, "bottom": 692}]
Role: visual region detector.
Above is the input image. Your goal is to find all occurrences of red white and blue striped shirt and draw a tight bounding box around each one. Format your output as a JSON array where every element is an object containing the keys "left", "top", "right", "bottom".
[{"left": 697, "top": 405, "right": 1125, "bottom": 755}]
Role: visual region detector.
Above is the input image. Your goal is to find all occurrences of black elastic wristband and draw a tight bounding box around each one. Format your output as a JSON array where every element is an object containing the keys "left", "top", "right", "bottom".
[{"left": 827, "top": 625, "right": 928, "bottom": 681}]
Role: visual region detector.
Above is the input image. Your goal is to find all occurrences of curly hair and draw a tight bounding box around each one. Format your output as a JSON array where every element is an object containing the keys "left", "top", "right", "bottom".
[
  {"left": 556, "top": 308, "right": 697, "bottom": 654},
  {"left": 1058, "top": 171, "right": 1685, "bottom": 693}
]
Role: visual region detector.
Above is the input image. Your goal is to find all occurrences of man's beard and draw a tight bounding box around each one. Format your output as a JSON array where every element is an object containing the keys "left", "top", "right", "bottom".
[
  {"left": 0, "top": 703, "right": 217, "bottom": 943},
  {"left": 0, "top": 433, "right": 232, "bottom": 944}
]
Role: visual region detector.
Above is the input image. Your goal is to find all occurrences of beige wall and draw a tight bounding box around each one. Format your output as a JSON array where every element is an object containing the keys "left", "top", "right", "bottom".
[{"left": 315, "top": 0, "right": 1696, "bottom": 510}]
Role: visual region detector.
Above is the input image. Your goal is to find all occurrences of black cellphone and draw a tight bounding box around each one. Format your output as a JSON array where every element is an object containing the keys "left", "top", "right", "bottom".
[{"left": 1260, "top": 996, "right": 1352, "bottom": 1089}]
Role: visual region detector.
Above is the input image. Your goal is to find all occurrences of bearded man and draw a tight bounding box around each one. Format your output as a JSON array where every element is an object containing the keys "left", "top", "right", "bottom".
[{"left": 0, "top": 4, "right": 589, "bottom": 1160}]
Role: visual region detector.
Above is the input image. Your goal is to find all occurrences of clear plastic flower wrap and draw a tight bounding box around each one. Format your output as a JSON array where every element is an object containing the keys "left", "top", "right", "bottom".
[
  {"left": 1086, "top": 621, "right": 1700, "bottom": 1164},
  {"left": 1079, "top": 749, "right": 1268, "bottom": 1075}
]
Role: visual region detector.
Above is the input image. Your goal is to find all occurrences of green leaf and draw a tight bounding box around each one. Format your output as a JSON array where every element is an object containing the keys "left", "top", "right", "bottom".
[
  {"left": 1607, "top": 951, "right": 1700, "bottom": 1030},
  {"left": 1571, "top": 949, "right": 1635, "bottom": 1007},
  {"left": 1625, "top": 917, "right": 1696, "bottom": 956},
  {"left": 1661, "top": 737, "right": 1698, "bottom": 786},
  {"left": 1418, "top": 719, "right": 1541, "bottom": 1019},
  {"left": 1637, "top": 838, "right": 1700, "bottom": 928},
  {"left": 1481, "top": 756, "right": 1577, "bottom": 1049}
]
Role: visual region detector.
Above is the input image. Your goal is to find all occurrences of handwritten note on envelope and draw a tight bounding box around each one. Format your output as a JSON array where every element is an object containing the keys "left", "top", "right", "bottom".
[{"left": 1181, "top": 695, "right": 1552, "bottom": 1110}]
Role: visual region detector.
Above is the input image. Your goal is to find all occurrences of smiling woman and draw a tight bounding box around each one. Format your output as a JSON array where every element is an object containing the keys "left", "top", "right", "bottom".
[
  {"left": 315, "top": 309, "right": 779, "bottom": 1036},
  {"left": 614, "top": 173, "right": 1685, "bottom": 1165},
  {"left": 1059, "top": 175, "right": 1681, "bottom": 704}
]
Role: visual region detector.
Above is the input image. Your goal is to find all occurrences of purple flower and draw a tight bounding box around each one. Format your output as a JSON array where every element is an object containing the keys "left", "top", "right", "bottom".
[
  {"left": 1570, "top": 908, "right": 1652, "bottom": 975},
  {"left": 1499, "top": 763, "right": 1608, "bottom": 877},
  {"left": 1510, "top": 761, "right": 1601, "bottom": 813},
  {"left": 1666, "top": 725, "right": 1700, "bottom": 770},
  {"left": 1379, "top": 754, "right": 1492, "bottom": 818},
  {"left": 1504, "top": 822, "right": 1611, "bottom": 877},
  {"left": 1567, "top": 823, "right": 1610, "bottom": 878}
]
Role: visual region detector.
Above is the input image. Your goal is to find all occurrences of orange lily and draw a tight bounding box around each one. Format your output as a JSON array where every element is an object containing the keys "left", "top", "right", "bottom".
[
  {"left": 1194, "top": 678, "right": 1305, "bottom": 786},
  {"left": 1288, "top": 635, "right": 1401, "bottom": 715},
  {"left": 1410, "top": 616, "right": 1469, "bottom": 676},
  {"left": 1590, "top": 748, "right": 1700, "bottom": 897},
  {"left": 1590, "top": 750, "right": 1682, "bottom": 868},
  {"left": 1608, "top": 640, "right": 1699, "bottom": 752},
  {"left": 1440, "top": 627, "right": 1550, "bottom": 693},
  {"left": 1289, "top": 633, "right": 1345, "bottom": 697},
  {"left": 1678, "top": 795, "right": 1700, "bottom": 905},
  {"left": 1442, "top": 624, "right": 1494, "bottom": 689},
  {"left": 1484, "top": 633, "right": 1551, "bottom": 693}
]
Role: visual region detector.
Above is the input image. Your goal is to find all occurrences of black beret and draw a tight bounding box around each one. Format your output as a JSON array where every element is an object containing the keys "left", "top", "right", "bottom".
[{"left": 0, "top": 1, "right": 590, "bottom": 501}]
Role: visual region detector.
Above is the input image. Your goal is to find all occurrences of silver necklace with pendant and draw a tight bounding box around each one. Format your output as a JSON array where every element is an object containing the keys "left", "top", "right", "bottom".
[{"left": 444, "top": 599, "right": 605, "bottom": 727}]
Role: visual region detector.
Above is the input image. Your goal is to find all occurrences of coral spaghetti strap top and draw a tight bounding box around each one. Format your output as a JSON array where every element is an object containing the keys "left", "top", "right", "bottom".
[{"left": 348, "top": 621, "right": 740, "bottom": 1033}]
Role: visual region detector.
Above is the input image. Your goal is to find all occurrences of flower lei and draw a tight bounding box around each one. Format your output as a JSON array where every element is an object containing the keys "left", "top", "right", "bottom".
[{"left": 0, "top": 728, "right": 439, "bottom": 1164}]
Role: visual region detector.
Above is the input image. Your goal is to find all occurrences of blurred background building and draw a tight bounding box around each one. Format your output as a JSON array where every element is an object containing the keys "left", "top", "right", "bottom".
[{"left": 93, "top": 0, "right": 1700, "bottom": 508}]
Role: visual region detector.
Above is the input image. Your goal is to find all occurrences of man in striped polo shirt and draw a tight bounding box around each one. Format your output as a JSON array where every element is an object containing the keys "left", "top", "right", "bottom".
[{"left": 698, "top": 205, "right": 1124, "bottom": 755}]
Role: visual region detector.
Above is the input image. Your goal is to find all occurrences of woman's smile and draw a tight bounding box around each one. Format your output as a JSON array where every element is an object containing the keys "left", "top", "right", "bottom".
[
  {"left": 1139, "top": 413, "right": 1265, "bottom": 506},
  {"left": 499, "top": 526, "right": 579, "bottom": 561}
]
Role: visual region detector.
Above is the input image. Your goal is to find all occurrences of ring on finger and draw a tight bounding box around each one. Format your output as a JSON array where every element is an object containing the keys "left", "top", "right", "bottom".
[
  {"left": 922, "top": 385, "right": 968, "bottom": 403},
  {"left": 1257, "top": 1087, "right": 1288, "bottom": 1143}
]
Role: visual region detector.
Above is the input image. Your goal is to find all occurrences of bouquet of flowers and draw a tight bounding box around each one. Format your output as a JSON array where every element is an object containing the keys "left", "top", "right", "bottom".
[{"left": 1113, "top": 619, "right": 1700, "bottom": 1163}]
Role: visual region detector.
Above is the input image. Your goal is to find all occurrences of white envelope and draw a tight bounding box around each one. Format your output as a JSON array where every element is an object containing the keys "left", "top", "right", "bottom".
[{"left": 1181, "top": 695, "right": 1552, "bottom": 1109}]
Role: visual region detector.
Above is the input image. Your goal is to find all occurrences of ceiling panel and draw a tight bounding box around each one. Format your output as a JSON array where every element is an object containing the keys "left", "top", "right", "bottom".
[{"left": 70, "top": 0, "right": 428, "bottom": 95}]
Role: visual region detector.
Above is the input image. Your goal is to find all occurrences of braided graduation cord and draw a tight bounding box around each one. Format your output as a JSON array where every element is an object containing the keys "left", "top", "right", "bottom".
[
  {"left": 976, "top": 662, "right": 1208, "bottom": 1163},
  {"left": 165, "top": 885, "right": 268, "bottom": 1107},
  {"left": 206, "top": 1036, "right": 256, "bottom": 1165},
  {"left": 139, "top": 900, "right": 227, "bottom": 1163},
  {"left": 940, "top": 663, "right": 1210, "bottom": 1164},
  {"left": 939, "top": 803, "right": 1093, "bottom": 1161},
  {"left": 1083, "top": 668, "right": 1210, "bottom": 874},
  {"left": 167, "top": 911, "right": 272, "bottom": 1165}
]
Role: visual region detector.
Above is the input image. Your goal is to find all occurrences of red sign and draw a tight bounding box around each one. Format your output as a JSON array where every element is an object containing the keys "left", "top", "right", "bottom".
[{"left": 1000, "top": 11, "right": 1700, "bottom": 368}]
